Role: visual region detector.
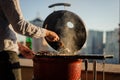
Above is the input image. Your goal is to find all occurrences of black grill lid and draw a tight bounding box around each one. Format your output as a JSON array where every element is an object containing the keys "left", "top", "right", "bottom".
[{"left": 43, "top": 10, "right": 86, "bottom": 53}]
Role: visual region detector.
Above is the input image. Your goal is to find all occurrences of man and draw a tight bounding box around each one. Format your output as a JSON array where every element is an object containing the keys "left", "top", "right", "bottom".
[{"left": 0, "top": 0, "right": 59, "bottom": 80}]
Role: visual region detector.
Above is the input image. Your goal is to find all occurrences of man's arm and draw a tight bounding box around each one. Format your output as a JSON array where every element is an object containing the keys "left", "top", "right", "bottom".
[
  {"left": 0, "top": 0, "right": 46, "bottom": 38},
  {"left": 0, "top": 0, "right": 59, "bottom": 41}
]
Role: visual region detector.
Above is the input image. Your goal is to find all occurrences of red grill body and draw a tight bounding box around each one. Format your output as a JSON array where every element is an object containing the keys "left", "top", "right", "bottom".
[{"left": 33, "top": 56, "right": 82, "bottom": 80}]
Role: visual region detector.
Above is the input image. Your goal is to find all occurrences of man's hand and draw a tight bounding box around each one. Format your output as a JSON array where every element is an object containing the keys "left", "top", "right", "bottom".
[
  {"left": 18, "top": 42, "right": 35, "bottom": 59},
  {"left": 45, "top": 30, "right": 59, "bottom": 42}
]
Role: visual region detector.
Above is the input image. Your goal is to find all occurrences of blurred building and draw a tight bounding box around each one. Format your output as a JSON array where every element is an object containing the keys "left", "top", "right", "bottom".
[
  {"left": 86, "top": 30, "right": 104, "bottom": 54},
  {"left": 105, "top": 28, "right": 119, "bottom": 64},
  {"left": 30, "top": 17, "right": 43, "bottom": 26}
]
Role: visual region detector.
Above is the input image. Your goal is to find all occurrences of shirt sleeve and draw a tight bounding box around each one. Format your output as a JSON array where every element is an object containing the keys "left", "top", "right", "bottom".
[{"left": 0, "top": 0, "right": 46, "bottom": 38}]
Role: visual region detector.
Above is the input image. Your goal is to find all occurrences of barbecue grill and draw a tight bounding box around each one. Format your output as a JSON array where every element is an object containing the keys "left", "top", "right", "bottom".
[{"left": 33, "top": 3, "right": 113, "bottom": 80}]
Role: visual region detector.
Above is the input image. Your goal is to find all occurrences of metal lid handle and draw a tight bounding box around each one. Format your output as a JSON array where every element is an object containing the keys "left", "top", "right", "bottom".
[{"left": 48, "top": 3, "right": 71, "bottom": 8}]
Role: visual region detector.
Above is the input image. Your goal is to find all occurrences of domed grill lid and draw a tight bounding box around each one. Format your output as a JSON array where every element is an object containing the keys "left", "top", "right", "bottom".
[{"left": 43, "top": 3, "right": 87, "bottom": 53}]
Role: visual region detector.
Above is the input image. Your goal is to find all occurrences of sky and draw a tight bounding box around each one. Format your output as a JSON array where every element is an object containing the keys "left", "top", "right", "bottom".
[{"left": 20, "top": 0, "right": 119, "bottom": 31}]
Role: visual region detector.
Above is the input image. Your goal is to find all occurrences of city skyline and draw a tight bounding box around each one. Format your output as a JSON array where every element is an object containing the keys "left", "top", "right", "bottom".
[
  {"left": 17, "top": 15, "right": 119, "bottom": 64},
  {"left": 17, "top": 17, "right": 119, "bottom": 42},
  {"left": 20, "top": 0, "right": 119, "bottom": 31}
]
